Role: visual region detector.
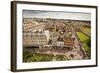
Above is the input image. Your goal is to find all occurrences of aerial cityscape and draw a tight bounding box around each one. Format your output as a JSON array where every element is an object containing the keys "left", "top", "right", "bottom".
[{"left": 23, "top": 10, "right": 91, "bottom": 62}]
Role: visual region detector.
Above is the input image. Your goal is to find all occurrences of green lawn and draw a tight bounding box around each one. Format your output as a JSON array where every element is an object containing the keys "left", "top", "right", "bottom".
[
  {"left": 76, "top": 32, "right": 89, "bottom": 42},
  {"left": 76, "top": 32, "right": 91, "bottom": 58}
]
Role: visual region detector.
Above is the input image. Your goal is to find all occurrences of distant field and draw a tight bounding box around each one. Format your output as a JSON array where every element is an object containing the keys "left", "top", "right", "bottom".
[
  {"left": 76, "top": 32, "right": 91, "bottom": 58},
  {"left": 84, "top": 28, "right": 91, "bottom": 33},
  {"left": 83, "top": 27, "right": 91, "bottom": 36}
]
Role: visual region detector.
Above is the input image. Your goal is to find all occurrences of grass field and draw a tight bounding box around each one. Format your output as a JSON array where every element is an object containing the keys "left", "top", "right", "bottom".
[
  {"left": 76, "top": 32, "right": 91, "bottom": 58},
  {"left": 76, "top": 32, "right": 89, "bottom": 41}
]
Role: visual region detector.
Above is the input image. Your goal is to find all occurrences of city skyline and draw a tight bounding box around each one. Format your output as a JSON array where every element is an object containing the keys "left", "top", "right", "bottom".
[{"left": 23, "top": 10, "right": 91, "bottom": 21}]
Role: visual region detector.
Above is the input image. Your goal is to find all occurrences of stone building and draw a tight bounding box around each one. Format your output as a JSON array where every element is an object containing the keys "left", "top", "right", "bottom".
[
  {"left": 49, "top": 32, "right": 59, "bottom": 46},
  {"left": 23, "top": 32, "right": 48, "bottom": 47}
]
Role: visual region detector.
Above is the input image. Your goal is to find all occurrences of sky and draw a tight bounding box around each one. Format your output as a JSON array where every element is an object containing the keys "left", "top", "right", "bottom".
[{"left": 23, "top": 10, "right": 91, "bottom": 21}]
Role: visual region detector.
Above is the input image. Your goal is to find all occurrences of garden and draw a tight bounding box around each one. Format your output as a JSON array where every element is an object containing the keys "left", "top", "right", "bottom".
[{"left": 23, "top": 51, "right": 68, "bottom": 62}]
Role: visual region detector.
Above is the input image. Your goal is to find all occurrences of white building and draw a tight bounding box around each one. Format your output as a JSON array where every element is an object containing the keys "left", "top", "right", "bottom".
[{"left": 57, "top": 42, "right": 64, "bottom": 48}]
